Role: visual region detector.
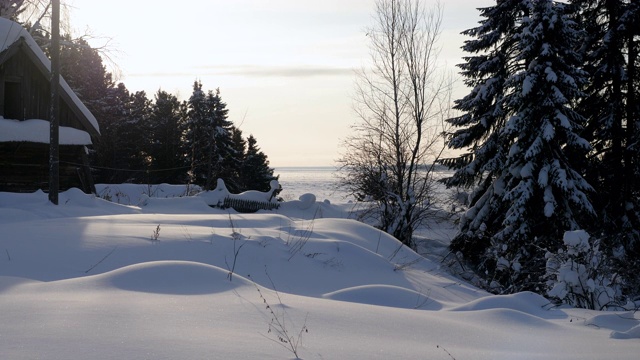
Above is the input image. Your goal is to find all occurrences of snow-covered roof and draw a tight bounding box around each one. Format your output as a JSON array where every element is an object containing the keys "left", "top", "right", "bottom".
[
  {"left": 0, "top": 17, "right": 100, "bottom": 136},
  {"left": 0, "top": 118, "right": 92, "bottom": 145}
]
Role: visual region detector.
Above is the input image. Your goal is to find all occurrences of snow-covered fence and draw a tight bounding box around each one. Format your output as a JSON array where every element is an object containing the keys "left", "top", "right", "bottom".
[
  {"left": 221, "top": 197, "right": 280, "bottom": 213},
  {"left": 198, "top": 178, "right": 281, "bottom": 213}
]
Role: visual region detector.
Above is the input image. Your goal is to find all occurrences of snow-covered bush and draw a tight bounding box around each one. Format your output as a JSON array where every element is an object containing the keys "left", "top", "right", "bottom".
[{"left": 545, "top": 230, "right": 623, "bottom": 310}]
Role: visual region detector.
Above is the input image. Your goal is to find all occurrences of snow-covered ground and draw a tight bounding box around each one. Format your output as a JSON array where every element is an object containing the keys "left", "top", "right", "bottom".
[{"left": 0, "top": 185, "right": 638, "bottom": 359}]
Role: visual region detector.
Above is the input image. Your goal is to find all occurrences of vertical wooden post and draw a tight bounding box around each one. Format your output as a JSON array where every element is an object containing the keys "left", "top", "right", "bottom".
[{"left": 49, "top": 0, "right": 60, "bottom": 205}]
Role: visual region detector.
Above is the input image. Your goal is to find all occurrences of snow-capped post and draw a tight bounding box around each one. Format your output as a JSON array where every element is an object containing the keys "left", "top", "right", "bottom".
[{"left": 48, "top": 0, "right": 60, "bottom": 205}]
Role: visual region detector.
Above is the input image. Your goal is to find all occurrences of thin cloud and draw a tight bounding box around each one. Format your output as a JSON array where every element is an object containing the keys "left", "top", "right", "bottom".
[
  {"left": 218, "top": 65, "right": 355, "bottom": 78},
  {"left": 127, "top": 71, "right": 199, "bottom": 78},
  {"left": 129, "top": 65, "right": 354, "bottom": 79}
]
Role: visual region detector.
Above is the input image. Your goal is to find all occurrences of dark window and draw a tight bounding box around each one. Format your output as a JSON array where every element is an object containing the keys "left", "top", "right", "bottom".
[{"left": 4, "top": 81, "right": 22, "bottom": 120}]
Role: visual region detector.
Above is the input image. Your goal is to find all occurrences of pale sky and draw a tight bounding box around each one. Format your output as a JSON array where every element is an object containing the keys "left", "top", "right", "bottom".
[{"left": 67, "top": 0, "right": 494, "bottom": 167}]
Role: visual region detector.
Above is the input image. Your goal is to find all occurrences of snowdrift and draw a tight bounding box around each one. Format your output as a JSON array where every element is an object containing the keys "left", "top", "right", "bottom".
[{"left": 0, "top": 187, "right": 637, "bottom": 359}]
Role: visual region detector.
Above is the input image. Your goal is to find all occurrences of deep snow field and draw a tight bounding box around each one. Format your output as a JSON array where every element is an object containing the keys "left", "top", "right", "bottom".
[{"left": 0, "top": 184, "right": 638, "bottom": 360}]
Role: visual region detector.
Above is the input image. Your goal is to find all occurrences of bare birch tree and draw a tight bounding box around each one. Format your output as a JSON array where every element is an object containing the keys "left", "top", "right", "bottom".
[
  {"left": 15, "top": 1, "right": 120, "bottom": 78},
  {"left": 0, "top": 0, "right": 25, "bottom": 20},
  {"left": 338, "top": 0, "right": 451, "bottom": 249}
]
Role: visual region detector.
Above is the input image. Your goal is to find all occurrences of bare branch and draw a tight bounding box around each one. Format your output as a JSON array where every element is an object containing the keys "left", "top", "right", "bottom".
[{"left": 338, "top": 0, "right": 452, "bottom": 248}]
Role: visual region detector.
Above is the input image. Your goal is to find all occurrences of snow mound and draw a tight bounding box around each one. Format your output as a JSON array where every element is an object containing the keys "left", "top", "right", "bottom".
[
  {"left": 297, "top": 193, "right": 316, "bottom": 209},
  {"left": 97, "top": 261, "right": 252, "bottom": 295},
  {"left": 59, "top": 187, "right": 125, "bottom": 209},
  {"left": 97, "top": 183, "right": 200, "bottom": 206},
  {"left": 0, "top": 189, "right": 139, "bottom": 223},
  {"left": 449, "top": 293, "right": 561, "bottom": 330},
  {"left": 278, "top": 193, "right": 316, "bottom": 210},
  {"left": 481, "top": 308, "right": 560, "bottom": 329},
  {"left": 0, "top": 276, "right": 41, "bottom": 292},
  {"left": 585, "top": 312, "right": 640, "bottom": 339},
  {"left": 312, "top": 218, "right": 419, "bottom": 262},
  {"left": 323, "top": 284, "right": 442, "bottom": 310},
  {"left": 138, "top": 195, "right": 214, "bottom": 213},
  {"left": 450, "top": 291, "right": 555, "bottom": 317},
  {"left": 611, "top": 324, "right": 640, "bottom": 339}
]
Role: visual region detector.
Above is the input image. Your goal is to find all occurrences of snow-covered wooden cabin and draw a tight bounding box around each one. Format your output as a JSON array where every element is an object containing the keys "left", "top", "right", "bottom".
[{"left": 0, "top": 18, "right": 100, "bottom": 194}]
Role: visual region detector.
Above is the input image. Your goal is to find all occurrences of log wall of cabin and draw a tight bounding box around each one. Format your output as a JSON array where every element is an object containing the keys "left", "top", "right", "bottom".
[
  {"left": 0, "top": 49, "right": 84, "bottom": 130},
  {"left": 0, "top": 142, "right": 94, "bottom": 193}
]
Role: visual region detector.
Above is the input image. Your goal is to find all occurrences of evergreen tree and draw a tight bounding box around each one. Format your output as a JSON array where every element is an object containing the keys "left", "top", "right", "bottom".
[
  {"left": 446, "top": 0, "right": 595, "bottom": 293},
  {"left": 148, "top": 90, "right": 188, "bottom": 184},
  {"left": 230, "top": 127, "right": 247, "bottom": 189},
  {"left": 121, "top": 90, "right": 152, "bottom": 182},
  {"left": 443, "top": 0, "right": 530, "bottom": 188},
  {"left": 43, "top": 33, "right": 126, "bottom": 184},
  {"left": 206, "top": 88, "right": 239, "bottom": 191},
  {"left": 59, "top": 37, "right": 113, "bottom": 108},
  {"left": 241, "top": 135, "right": 278, "bottom": 193},
  {"left": 184, "top": 81, "right": 237, "bottom": 191},
  {"left": 443, "top": 0, "right": 531, "bottom": 264},
  {"left": 23, "top": 15, "right": 280, "bottom": 194},
  {"left": 90, "top": 83, "right": 128, "bottom": 183},
  {"left": 629, "top": 2, "right": 640, "bottom": 222},
  {"left": 91, "top": 84, "right": 152, "bottom": 184},
  {"left": 573, "top": 0, "right": 640, "bottom": 298},
  {"left": 231, "top": 127, "right": 247, "bottom": 165},
  {"left": 486, "top": 0, "right": 594, "bottom": 292},
  {"left": 184, "top": 80, "right": 207, "bottom": 187}
]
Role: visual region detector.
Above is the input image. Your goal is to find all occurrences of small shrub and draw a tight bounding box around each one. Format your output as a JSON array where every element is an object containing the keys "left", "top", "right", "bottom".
[
  {"left": 545, "top": 230, "right": 623, "bottom": 310},
  {"left": 249, "top": 273, "right": 308, "bottom": 359},
  {"left": 286, "top": 209, "right": 319, "bottom": 261},
  {"left": 225, "top": 214, "right": 247, "bottom": 281},
  {"left": 151, "top": 224, "right": 161, "bottom": 242}
]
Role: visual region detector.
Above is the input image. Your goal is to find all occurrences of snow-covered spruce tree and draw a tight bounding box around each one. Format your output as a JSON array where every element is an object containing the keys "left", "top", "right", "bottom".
[
  {"left": 231, "top": 127, "right": 247, "bottom": 171},
  {"left": 122, "top": 90, "right": 153, "bottom": 183},
  {"left": 240, "top": 135, "right": 278, "bottom": 193},
  {"left": 448, "top": 0, "right": 596, "bottom": 293},
  {"left": 184, "top": 82, "right": 238, "bottom": 191},
  {"left": 89, "top": 83, "right": 127, "bottom": 183},
  {"left": 205, "top": 89, "right": 242, "bottom": 192},
  {"left": 184, "top": 81, "right": 206, "bottom": 187},
  {"left": 52, "top": 35, "right": 122, "bottom": 183},
  {"left": 616, "top": 0, "right": 640, "bottom": 298},
  {"left": 58, "top": 37, "right": 111, "bottom": 109},
  {"left": 90, "top": 86, "right": 152, "bottom": 184},
  {"left": 148, "top": 90, "right": 188, "bottom": 184},
  {"left": 443, "top": 0, "right": 531, "bottom": 265},
  {"left": 338, "top": 0, "right": 451, "bottom": 249},
  {"left": 230, "top": 127, "right": 248, "bottom": 191},
  {"left": 572, "top": 0, "right": 640, "bottom": 300}
]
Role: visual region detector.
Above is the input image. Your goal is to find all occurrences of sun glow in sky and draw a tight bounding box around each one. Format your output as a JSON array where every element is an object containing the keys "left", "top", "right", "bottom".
[{"left": 68, "top": 0, "right": 493, "bottom": 166}]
